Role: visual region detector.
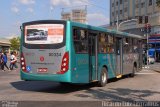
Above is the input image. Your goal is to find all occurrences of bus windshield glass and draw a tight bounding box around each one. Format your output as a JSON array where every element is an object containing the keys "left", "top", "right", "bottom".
[{"left": 24, "top": 24, "right": 64, "bottom": 44}]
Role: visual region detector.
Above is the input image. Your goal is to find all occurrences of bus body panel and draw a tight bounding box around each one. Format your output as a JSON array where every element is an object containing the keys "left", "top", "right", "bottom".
[
  {"left": 123, "top": 53, "right": 139, "bottom": 75},
  {"left": 20, "top": 20, "right": 72, "bottom": 82},
  {"left": 65, "top": 21, "right": 89, "bottom": 83},
  {"left": 21, "top": 46, "right": 72, "bottom": 82},
  {"left": 71, "top": 54, "right": 90, "bottom": 83},
  {"left": 98, "top": 54, "right": 116, "bottom": 79},
  {"left": 22, "top": 46, "right": 66, "bottom": 74},
  {"left": 69, "top": 22, "right": 90, "bottom": 83}
]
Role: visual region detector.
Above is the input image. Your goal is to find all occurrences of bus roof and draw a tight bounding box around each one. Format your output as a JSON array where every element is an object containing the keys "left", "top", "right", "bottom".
[{"left": 69, "top": 20, "right": 143, "bottom": 39}]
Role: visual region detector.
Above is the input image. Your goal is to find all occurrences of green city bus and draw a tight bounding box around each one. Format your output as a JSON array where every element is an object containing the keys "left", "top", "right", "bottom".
[{"left": 20, "top": 20, "right": 143, "bottom": 87}]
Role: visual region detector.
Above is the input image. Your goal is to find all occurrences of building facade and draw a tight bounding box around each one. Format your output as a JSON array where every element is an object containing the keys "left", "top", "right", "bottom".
[
  {"left": 110, "top": 0, "right": 160, "bottom": 62},
  {"left": 61, "top": 12, "right": 71, "bottom": 21},
  {"left": 61, "top": 9, "right": 87, "bottom": 24},
  {"left": 110, "top": 0, "right": 160, "bottom": 35}
]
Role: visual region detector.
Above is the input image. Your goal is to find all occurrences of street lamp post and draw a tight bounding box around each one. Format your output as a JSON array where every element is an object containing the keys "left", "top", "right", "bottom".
[
  {"left": 146, "top": 33, "right": 149, "bottom": 68},
  {"left": 116, "top": 17, "right": 138, "bottom": 31},
  {"left": 144, "top": 23, "right": 151, "bottom": 68}
]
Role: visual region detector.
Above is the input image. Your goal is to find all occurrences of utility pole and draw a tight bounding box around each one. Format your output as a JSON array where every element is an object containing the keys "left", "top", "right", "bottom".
[
  {"left": 85, "top": 5, "right": 87, "bottom": 14},
  {"left": 147, "top": 33, "right": 149, "bottom": 68},
  {"left": 61, "top": 8, "right": 64, "bottom": 14},
  {"left": 117, "top": 18, "right": 137, "bottom": 31},
  {"left": 138, "top": 16, "right": 151, "bottom": 68}
]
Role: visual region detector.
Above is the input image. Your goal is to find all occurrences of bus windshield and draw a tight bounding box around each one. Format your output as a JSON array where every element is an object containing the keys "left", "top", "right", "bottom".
[{"left": 24, "top": 24, "right": 64, "bottom": 44}]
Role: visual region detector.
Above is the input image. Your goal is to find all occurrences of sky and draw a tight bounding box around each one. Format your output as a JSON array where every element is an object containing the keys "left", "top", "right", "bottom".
[{"left": 0, "top": 0, "right": 110, "bottom": 38}]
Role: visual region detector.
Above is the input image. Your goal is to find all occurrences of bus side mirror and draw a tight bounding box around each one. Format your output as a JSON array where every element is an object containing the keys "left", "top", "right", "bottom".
[{"left": 20, "top": 26, "right": 22, "bottom": 31}]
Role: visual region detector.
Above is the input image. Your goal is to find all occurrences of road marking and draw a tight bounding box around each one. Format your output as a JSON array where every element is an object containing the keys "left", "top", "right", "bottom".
[
  {"left": 142, "top": 69, "right": 150, "bottom": 71},
  {"left": 135, "top": 72, "right": 156, "bottom": 75}
]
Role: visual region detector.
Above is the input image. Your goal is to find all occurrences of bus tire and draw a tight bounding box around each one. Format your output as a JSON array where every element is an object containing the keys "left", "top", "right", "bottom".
[
  {"left": 98, "top": 67, "right": 108, "bottom": 87},
  {"left": 130, "top": 66, "right": 136, "bottom": 77}
]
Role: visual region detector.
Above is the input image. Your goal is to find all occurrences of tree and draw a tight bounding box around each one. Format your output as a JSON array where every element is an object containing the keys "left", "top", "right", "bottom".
[
  {"left": 157, "top": 0, "right": 160, "bottom": 7},
  {"left": 9, "top": 37, "right": 20, "bottom": 51}
]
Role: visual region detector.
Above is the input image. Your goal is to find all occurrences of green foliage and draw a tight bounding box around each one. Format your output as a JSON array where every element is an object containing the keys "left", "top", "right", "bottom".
[
  {"left": 157, "top": 0, "right": 160, "bottom": 7},
  {"left": 9, "top": 37, "right": 20, "bottom": 51}
]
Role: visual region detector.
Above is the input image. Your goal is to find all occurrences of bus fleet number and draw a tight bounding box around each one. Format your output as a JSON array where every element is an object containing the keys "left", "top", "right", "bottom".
[{"left": 49, "top": 53, "right": 61, "bottom": 57}]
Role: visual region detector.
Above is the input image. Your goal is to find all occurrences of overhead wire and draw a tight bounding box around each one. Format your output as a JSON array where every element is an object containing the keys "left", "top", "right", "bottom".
[
  {"left": 78, "top": 0, "right": 107, "bottom": 10},
  {"left": 61, "top": 0, "right": 107, "bottom": 12}
]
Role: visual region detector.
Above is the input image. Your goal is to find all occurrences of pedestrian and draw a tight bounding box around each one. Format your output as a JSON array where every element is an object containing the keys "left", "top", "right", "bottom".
[
  {"left": 13, "top": 51, "right": 18, "bottom": 69},
  {"left": 9, "top": 52, "right": 17, "bottom": 70},
  {"left": 0, "top": 51, "right": 3, "bottom": 70},
  {"left": 1, "top": 52, "right": 9, "bottom": 71},
  {"left": 0, "top": 51, "right": 2, "bottom": 70}
]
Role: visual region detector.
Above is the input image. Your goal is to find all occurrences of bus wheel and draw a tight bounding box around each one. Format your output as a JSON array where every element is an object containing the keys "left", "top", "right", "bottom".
[
  {"left": 130, "top": 66, "right": 136, "bottom": 77},
  {"left": 98, "top": 67, "right": 108, "bottom": 87}
]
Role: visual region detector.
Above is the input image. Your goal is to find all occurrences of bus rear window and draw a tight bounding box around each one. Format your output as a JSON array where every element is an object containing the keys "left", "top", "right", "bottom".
[{"left": 24, "top": 24, "right": 64, "bottom": 44}]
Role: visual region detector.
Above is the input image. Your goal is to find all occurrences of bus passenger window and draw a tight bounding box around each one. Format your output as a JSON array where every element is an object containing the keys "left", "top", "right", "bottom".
[
  {"left": 133, "top": 39, "right": 138, "bottom": 53},
  {"left": 107, "top": 34, "right": 115, "bottom": 53},
  {"left": 123, "top": 38, "right": 133, "bottom": 54},
  {"left": 73, "top": 28, "right": 88, "bottom": 54},
  {"left": 116, "top": 38, "right": 121, "bottom": 55},
  {"left": 80, "top": 30, "right": 87, "bottom": 40},
  {"left": 99, "top": 33, "right": 115, "bottom": 54},
  {"left": 73, "top": 29, "right": 79, "bottom": 40},
  {"left": 129, "top": 38, "right": 133, "bottom": 53},
  {"left": 99, "top": 33, "right": 107, "bottom": 53}
]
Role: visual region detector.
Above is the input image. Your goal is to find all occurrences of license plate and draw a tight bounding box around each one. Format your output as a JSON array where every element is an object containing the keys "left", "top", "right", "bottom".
[{"left": 37, "top": 68, "right": 48, "bottom": 73}]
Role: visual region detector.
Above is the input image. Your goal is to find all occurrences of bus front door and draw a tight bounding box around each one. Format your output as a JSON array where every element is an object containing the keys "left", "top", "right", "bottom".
[
  {"left": 88, "top": 32, "right": 98, "bottom": 81},
  {"left": 116, "top": 37, "right": 123, "bottom": 78}
]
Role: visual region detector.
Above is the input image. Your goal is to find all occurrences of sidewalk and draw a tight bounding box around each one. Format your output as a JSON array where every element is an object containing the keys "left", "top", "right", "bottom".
[{"left": 148, "top": 63, "right": 160, "bottom": 73}]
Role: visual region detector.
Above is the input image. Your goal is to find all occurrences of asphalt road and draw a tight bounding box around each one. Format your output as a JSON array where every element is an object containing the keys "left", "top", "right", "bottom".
[
  {"left": 0, "top": 66, "right": 160, "bottom": 107},
  {"left": 0, "top": 68, "right": 160, "bottom": 101},
  {"left": 149, "top": 63, "right": 160, "bottom": 72}
]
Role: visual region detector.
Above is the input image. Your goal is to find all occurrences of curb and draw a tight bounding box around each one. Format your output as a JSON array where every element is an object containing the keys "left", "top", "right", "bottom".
[{"left": 150, "top": 69, "right": 160, "bottom": 73}]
